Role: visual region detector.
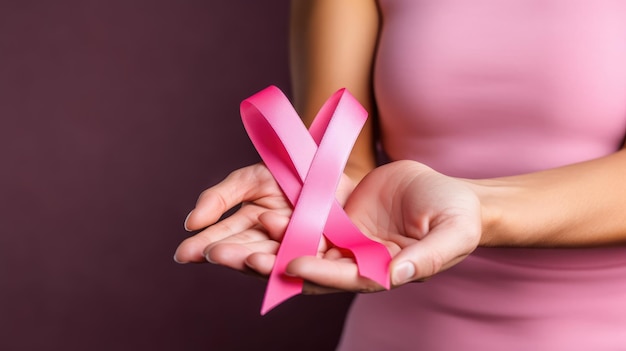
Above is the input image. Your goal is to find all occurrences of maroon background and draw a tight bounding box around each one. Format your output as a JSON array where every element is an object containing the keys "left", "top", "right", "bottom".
[{"left": 0, "top": 1, "right": 354, "bottom": 350}]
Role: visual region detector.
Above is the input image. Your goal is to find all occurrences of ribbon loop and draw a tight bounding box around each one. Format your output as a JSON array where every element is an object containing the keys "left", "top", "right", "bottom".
[{"left": 240, "top": 86, "right": 391, "bottom": 315}]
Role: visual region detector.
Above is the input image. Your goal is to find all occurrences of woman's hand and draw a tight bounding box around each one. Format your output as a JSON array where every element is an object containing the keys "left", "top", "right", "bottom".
[
  {"left": 174, "top": 162, "right": 357, "bottom": 275},
  {"left": 175, "top": 160, "right": 482, "bottom": 294},
  {"left": 275, "top": 160, "right": 483, "bottom": 293},
  {"left": 174, "top": 163, "right": 288, "bottom": 271}
]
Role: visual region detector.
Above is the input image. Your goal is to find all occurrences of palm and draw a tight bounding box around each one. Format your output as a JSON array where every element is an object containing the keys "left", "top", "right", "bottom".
[
  {"left": 175, "top": 163, "right": 292, "bottom": 267},
  {"left": 285, "top": 160, "right": 482, "bottom": 293},
  {"left": 175, "top": 162, "right": 356, "bottom": 275},
  {"left": 348, "top": 161, "right": 481, "bottom": 274},
  {"left": 176, "top": 160, "right": 482, "bottom": 294}
]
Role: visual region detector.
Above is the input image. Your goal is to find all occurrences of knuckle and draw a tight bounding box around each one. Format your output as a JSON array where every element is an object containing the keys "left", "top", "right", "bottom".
[{"left": 426, "top": 252, "right": 446, "bottom": 277}]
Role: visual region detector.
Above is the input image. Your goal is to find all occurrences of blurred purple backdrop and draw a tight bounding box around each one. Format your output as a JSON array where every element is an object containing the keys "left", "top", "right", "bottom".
[{"left": 0, "top": 1, "right": 353, "bottom": 350}]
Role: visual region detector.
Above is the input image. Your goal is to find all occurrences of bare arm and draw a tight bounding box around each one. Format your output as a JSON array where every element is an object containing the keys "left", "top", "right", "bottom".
[
  {"left": 475, "top": 145, "right": 626, "bottom": 247},
  {"left": 290, "top": 0, "right": 380, "bottom": 181},
  {"left": 179, "top": 1, "right": 626, "bottom": 289},
  {"left": 284, "top": 146, "right": 626, "bottom": 289}
]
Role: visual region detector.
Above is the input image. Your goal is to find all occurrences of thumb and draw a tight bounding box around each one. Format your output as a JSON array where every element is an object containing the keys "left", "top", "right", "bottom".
[{"left": 389, "top": 222, "right": 479, "bottom": 285}]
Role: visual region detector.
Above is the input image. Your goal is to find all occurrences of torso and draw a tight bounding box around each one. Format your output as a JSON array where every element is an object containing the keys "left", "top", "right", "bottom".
[
  {"left": 338, "top": 1, "right": 626, "bottom": 349},
  {"left": 375, "top": 0, "right": 626, "bottom": 178}
]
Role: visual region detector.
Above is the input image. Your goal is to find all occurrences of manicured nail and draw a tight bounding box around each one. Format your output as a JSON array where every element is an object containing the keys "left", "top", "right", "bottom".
[
  {"left": 392, "top": 262, "right": 415, "bottom": 285},
  {"left": 173, "top": 247, "right": 188, "bottom": 264},
  {"left": 183, "top": 210, "right": 193, "bottom": 232},
  {"left": 204, "top": 253, "right": 217, "bottom": 264}
]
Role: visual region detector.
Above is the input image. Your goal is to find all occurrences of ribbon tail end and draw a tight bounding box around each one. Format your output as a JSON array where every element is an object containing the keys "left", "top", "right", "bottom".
[{"left": 260, "top": 274, "right": 304, "bottom": 315}]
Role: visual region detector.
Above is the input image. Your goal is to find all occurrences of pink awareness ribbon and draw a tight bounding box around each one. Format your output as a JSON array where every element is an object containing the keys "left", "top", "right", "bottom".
[{"left": 240, "top": 86, "right": 391, "bottom": 315}]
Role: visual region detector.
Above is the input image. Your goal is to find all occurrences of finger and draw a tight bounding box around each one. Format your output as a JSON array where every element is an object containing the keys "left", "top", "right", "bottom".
[
  {"left": 243, "top": 248, "right": 354, "bottom": 281},
  {"left": 286, "top": 256, "right": 386, "bottom": 294},
  {"left": 257, "top": 211, "right": 290, "bottom": 242},
  {"left": 174, "top": 205, "right": 267, "bottom": 263},
  {"left": 244, "top": 252, "right": 275, "bottom": 276},
  {"left": 258, "top": 208, "right": 373, "bottom": 293},
  {"left": 205, "top": 237, "right": 279, "bottom": 271},
  {"left": 244, "top": 253, "right": 343, "bottom": 295},
  {"left": 390, "top": 220, "right": 480, "bottom": 285},
  {"left": 322, "top": 247, "right": 353, "bottom": 260},
  {"left": 185, "top": 163, "right": 274, "bottom": 231}
]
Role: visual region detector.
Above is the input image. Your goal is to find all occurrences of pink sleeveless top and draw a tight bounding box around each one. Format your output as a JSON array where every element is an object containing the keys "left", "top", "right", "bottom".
[{"left": 338, "top": 1, "right": 626, "bottom": 350}]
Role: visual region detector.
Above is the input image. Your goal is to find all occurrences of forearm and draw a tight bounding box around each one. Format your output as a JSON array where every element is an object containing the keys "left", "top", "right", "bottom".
[
  {"left": 289, "top": 0, "right": 380, "bottom": 182},
  {"left": 470, "top": 148, "right": 626, "bottom": 247}
]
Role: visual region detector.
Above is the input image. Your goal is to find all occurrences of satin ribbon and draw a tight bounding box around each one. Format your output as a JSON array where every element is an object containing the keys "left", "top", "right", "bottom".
[{"left": 240, "top": 86, "right": 391, "bottom": 315}]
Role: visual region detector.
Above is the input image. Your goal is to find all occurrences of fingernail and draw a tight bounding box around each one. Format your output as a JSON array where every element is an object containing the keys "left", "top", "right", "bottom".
[
  {"left": 392, "top": 262, "right": 415, "bottom": 285},
  {"left": 204, "top": 253, "right": 217, "bottom": 264},
  {"left": 244, "top": 257, "right": 254, "bottom": 269},
  {"left": 183, "top": 210, "right": 193, "bottom": 232},
  {"left": 283, "top": 270, "right": 298, "bottom": 277},
  {"left": 173, "top": 246, "right": 188, "bottom": 264}
]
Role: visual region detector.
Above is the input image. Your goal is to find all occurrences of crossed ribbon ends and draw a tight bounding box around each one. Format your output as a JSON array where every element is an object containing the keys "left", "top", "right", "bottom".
[{"left": 240, "top": 85, "right": 391, "bottom": 315}]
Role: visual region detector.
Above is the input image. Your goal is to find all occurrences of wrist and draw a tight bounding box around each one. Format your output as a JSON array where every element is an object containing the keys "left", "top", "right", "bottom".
[{"left": 464, "top": 178, "right": 521, "bottom": 247}]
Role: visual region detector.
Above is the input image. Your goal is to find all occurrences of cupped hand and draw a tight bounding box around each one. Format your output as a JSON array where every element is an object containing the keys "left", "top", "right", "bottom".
[
  {"left": 280, "top": 160, "right": 483, "bottom": 293},
  {"left": 175, "top": 160, "right": 482, "bottom": 295},
  {"left": 174, "top": 162, "right": 357, "bottom": 276}
]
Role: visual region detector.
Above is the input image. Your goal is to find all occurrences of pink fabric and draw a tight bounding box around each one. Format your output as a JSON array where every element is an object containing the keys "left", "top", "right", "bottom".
[{"left": 338, "top": 0, "right": 626, "bottom": 350}]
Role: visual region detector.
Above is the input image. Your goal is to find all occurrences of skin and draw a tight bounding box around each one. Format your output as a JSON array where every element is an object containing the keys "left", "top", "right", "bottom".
[{"left": 174, "top": 0, "right": 626, "bottom": 293}]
